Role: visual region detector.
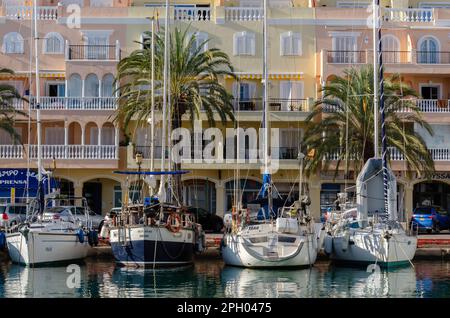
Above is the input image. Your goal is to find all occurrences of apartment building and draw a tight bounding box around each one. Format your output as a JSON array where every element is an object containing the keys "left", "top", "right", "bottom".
[{"left": 1, "top": 0, "right": 449, "bottom": 221}]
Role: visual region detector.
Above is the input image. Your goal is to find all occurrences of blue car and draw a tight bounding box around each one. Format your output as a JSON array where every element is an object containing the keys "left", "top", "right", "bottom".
[{"left": 410, "top": 206, "right": 450, "bottom": 233}]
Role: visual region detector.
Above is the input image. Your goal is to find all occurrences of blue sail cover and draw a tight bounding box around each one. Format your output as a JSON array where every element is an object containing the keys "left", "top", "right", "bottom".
[
  {"left": 0, "top": 169, "right": 58, "bottom": 201},
  {"left": 256, "top": 173, "right": 276, "bottom": 219}
]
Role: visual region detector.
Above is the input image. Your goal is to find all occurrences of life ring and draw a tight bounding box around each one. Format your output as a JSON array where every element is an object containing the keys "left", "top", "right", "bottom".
[{"left": 166, "top": 213, "right": 182, "bottom": 233}]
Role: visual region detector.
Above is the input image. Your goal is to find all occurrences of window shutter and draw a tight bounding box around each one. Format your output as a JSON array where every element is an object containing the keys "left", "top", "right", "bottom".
[
  {"left": 90, "top": 127, "right": 98, "bottom": 145},
  {"left": 233, "top": 33, "right": 240, "bottom": 55},
  {"left": 249, "top": 83, "right": 257, "bottom": 100},
  {"left": 249, "top": 33, "right": 256, "bottom": 55},
  {"left": 280, "top": 81, "right": 291, "bottom": 110},
  {"left": 291, "top": 81, "right": 304, "bottom": 99}
]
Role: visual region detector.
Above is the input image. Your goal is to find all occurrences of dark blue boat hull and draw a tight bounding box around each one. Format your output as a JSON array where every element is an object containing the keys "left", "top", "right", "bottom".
[{"left": 111, "top": 239, "right": 194, "bottom": 267}]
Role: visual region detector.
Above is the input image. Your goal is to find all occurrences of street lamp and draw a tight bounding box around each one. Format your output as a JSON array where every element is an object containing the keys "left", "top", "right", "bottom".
[{"left": 135, "top": 152, "right": 143, "bottom": 174}]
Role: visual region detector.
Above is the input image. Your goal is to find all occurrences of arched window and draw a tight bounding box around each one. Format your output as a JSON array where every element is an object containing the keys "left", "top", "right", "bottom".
[
  {"left": 68, "top": 74, "right": 82, "bottom": 97},
  {"left": 44, "top": 32, "right": 64, "bottom": 54},
  {"left": 85, "top": 74, "right": 99, "bottom": 97},
  {"left": 418, "top": 36, "right": 439, "bottom": 64},
  {"left": 2, "top": 32, "right": 24, "bottom": 54},
  {"left": 381, "top": 35, "right": 400, "bottom": 63},
  {"left": 101, "top": 74, "right": 114, "bottom": 97}
]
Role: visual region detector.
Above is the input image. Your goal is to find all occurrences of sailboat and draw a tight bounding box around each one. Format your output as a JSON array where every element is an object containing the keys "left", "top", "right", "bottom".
[
  {"left": 322, "top": 0, "right": 417, "bottom": 267},
  {"left": 5, "top": 0, "right": 93, "bottom": 266},
  {"left": 108, "top": 4, "right": 204, "bottom": 267},
  {"left": 220, "top": 0, "right": 319, "bottom": 268}
]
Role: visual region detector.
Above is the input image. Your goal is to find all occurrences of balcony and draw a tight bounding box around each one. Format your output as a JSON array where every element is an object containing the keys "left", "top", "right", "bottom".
[
  {"left": 224, "top": 7, "right": 264, "bottom": 21},
  {"left": 0, "top": 145, "right": 23, "bottom": 159},
  {"left": 400, "top": 99, "right": 450, "bottom": 113},
  {"left": 4, "top": 5, "right": 58, "bottom": 20},
  {"left": 383, "top": 8, "right": 434, "bottom": 23},
  {"left": 233, "top": 98, "right": 309, "bottom": 112},
  {"left": 324, "top": 50, "right": 450, "bottom": 76},
  {"left": 66, "top": 43, "right": 121, "bottom": 61},
  {"left": 389, "top": 148, "right": 450, "bottom": 162},
  {"left": 174, "top": 7, "right": 211, "bottom": 21},
  {"left": 28, "top": 145, "right": 117, "bottom": 160},
  {"left": 30, "top": 97, "right": 117, "bottom": 110}
]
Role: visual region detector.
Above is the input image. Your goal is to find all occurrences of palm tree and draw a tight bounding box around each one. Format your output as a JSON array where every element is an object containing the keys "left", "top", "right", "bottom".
[
  {"left": 304, "top": 66, "right": 434, "bottom": 178},
  {"left": 0, "top": 68, "right": 26, "bottom": 143},
  {"left": 115, "top": 27, "right": 236, "bottom": 198}
]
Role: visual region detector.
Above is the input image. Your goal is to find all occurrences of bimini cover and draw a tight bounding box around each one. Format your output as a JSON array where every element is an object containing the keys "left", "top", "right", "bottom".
[{"left": 356, "top": 158, "right": 397, "bottom": 221}]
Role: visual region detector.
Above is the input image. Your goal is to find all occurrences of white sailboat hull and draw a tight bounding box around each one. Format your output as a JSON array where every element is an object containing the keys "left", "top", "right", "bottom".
[
  {"left": 6, "top": 231, "right": 91, "bottom": 266},
  {"left": 222, "top": 223, "right": 318, "bottom": 268},
  {"left": 325, "top": 230, "right": 417, "bottom": 267}
]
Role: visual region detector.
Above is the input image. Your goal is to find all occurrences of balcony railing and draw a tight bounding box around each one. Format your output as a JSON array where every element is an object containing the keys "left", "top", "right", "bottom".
[
  {"left": 384, "top": 8, "right": 434, "bottom": 23},
  {"left": 5, "top": 5, "right": 58, "bottom": 20},
  {"left": 29, "top": 145, "right": 117, "bottom": 160},
  {"left": 0, "top": 145, "right": 23, "bottom": 159},
  {"left": 327, "top": 51, "right": 367, "bottom": 64},
  {"left": 174, "top": 7, "right": 211, "bottom": 21},
  {"left": 327, "top": 50, "right": 450, "bottom": 65},
  {"left": 400, "top": 99, "right": 450, "bottom": 113},
  {"left": 389, "top": 147, "right": 450, "bottom": 161},
  {"left": 233, "top": 98, "right": 309, "bottom": 111},
  {"left": 225, "top": 7, "right": 263, "bottom": 21},
  {"left": 67, "top": 44, "right": 120, "bottom": 61},
  {"left": 30, "top": 97, "right": 117, "bottom": 110}
]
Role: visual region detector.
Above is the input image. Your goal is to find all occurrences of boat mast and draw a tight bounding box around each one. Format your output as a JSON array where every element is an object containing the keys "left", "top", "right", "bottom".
[
  {"left": 373, "top": 0, "right": 389, "bottom": 216},
  {"left": 261, "top": 0, "right": 272, "bottom": 211},
  {"left": 33, "top": 0, "right": 43, "bottom": 210},
  {"left": 149, "top": 16, "right": 155, "bottom": 195},
  {"left": 372, "top": 0, "right": 379, "bottom": 158},
  {"left": 157, "top": 0, "right": 170, "bottom": 202}
]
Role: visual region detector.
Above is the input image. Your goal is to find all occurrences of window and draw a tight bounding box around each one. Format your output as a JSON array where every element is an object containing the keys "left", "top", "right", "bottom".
[
  {"left": 189, "top": 32, "right": 208, "bottom": 56},
  {"left": 45, "top": 127, "right": 64, "bottom": 145},
  {"left": 381, "top": 35, "right": 400, "bottom": 63},
  {"left": 47, "top": 82, "right": 65, "bottom": 97},
  {"left": 68, "top": 74, "right": 82, "bottom": 97},
  {"left": 279, "top": 129, "right": 302, "bottom": 159},
  {"left": 101, "top": 74, "right": 114, "bottom": 97},
  {"left": 280, "top": 32, "right": 301, "bottom": 56},
  {"left": 279, "top": 81, "right": 304, "bottom": 110},
  {"left": 2, "top": 32, "right": 24, "bottom": 54},
  {"left": 418, "top": 36, "right": 439, "bottom": 64},
  {"left": 113, "top": 185, "right": 122, "bottom": 208},
  {"left": 232, "top": 81, "right": 257, "bottom": 110},
  {"left": 101, "top": 126, "right": 115, "bottom": 145},
  {"left": 141, "top": 32, "right": 152, "bottom": 50},
  {"left": 81, "top": 30, "right": 112, "bottom": 59},
  {"left": 233, "top": 32, "right": 255, "bottom": 56},
  {"left": 420, "top": 85, "right": 440, "bottom": 99},
  {"left": 0, "top": 127, "right": 22, "bottom": 144},
  {"left": 419, "top": 2, "right": 450, "bottom": 8},
  {"left": 44, "top": 32, "right": 64, "bottom": 54},
  {"left": 85, "top": 74, "right": 99, "bottom": 97},
  {"left": 331, "top": 34, "right": 358, "bottom": 63}
]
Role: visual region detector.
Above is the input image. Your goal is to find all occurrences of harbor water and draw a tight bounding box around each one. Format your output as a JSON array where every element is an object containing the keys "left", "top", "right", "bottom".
[{"left": 0, "top": 257, "right": 448, "bottom": 298}]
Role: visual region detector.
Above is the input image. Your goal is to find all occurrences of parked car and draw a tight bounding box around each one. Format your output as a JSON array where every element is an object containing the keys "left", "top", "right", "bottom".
[
  {"left": 187, "top": 207, "right": 223, "bottom": 233},
  {"left": 41, "top": 206, "right": 104, "bottom": 230},
  {"left": 0, "top": 203, "right": 28, "bottom": 228},
  {"left": 410, "top": 206, "right": 450, "bottom": 233}
]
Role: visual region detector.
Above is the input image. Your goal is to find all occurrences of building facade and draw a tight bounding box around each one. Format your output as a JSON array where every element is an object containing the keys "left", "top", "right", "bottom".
[{"left": 1, "top": 0, "right": 450, "bottom": 221}]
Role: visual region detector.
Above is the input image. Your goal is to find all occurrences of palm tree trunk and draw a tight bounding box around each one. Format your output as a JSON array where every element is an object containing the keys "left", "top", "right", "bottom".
[{"left": 172, "top": 103, "right": 183, "bottom": 204}]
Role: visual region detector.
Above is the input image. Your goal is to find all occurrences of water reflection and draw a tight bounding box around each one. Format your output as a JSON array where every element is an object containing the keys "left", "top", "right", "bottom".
[
  {"left": 222, "top": 267, "right": 319, "bottom": 298},
  {"left": 0, "top": 258, "right": 448, "bottom": 298}
]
